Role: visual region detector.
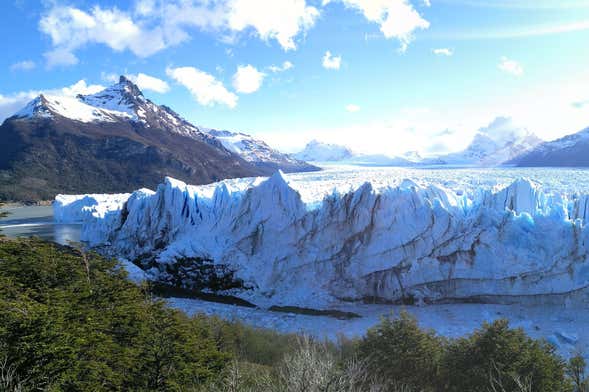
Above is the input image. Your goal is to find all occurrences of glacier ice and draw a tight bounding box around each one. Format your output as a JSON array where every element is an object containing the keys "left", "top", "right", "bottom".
[{"left": 55, "top": 170, "right": 589, "bottom": 307}]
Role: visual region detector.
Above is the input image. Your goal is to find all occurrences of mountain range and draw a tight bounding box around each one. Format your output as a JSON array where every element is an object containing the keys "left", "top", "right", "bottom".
[
  {"left": 294, "top": 140, "right": 417, "bottom": 166},
  {"left": 0, "top": 76, "right": 317, "bottom": 201},
  {"left": 297, "top": 120, "right": 589, "bottom": 168},
  {"left": 510, "top": 126, "right": 589, "bottom": 167}
]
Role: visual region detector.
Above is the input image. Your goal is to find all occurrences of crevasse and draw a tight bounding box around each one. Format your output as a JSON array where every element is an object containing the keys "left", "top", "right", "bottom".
[{"left": 54, "top": 171, "right": 589, "bottom": 307}]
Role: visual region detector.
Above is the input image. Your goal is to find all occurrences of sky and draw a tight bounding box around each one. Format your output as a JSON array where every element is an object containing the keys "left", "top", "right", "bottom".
[{"left": 1, "top": 0, "right": 589, "bottom": 156}]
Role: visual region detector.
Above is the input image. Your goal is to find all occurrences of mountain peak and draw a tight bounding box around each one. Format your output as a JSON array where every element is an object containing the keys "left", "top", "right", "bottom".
[
  {"left": 294, "top": 140, "right": 354, "bottom": 162},
  {"left": 78, "top": 76, "right": 145, "bottom": 117},
  {"left": 116, "top": 75, "right": 144, "bottom": 98}
]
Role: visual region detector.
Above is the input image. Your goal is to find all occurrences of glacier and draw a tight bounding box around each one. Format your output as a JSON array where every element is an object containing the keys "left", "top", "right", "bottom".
[{"left": 55, "top": 170, "right": 589, "bottom": 307}]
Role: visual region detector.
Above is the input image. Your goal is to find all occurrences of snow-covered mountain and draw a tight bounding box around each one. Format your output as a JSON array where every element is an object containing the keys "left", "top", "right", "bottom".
[
  {"left": 1, "top": 76, "right": 318, "bottom": 200},
  {"left": 56, "top": 173, "right": 589, "bottom": 307},
  {"left": 293, "top": 140, "right": 418, "bottom": 166},
  {"left": 1, "top": 76, "right": 263, "bottom": 201},
  {"left": 294, "top": 140, "right": 354, "bottom": 162},
  {"left": 437, "top": 117, "right": 542, "bottom": 166},
  {"left": 510, "top": 126, "right": 589, "bottom": 167},
  {"left": 14, "top": 76, "right": 219, "bottom": 144},
  {"left": 204, "top": 129, "right": 318, "bottom": 173}
]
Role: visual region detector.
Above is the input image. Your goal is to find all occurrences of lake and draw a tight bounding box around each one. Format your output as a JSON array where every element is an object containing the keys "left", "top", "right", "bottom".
[{"left": 0, "top": 204, "right": 81, "bottom": 245}]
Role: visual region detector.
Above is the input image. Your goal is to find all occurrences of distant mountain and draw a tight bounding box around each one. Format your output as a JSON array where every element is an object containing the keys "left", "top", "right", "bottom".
[
  {"left": 510, "top": 126, "right": 589, "bottom": 167},
  {"left": 437, "top": 117, "right": 542, "bottom": 166},
  {"left": 0, "top": 76, "right": 264, "bottom": 201},
  {"left": 293, "top": 140, "right": 354, "bottom": 162},
  {"left": 293, "top": 140, "right": 418, "bottom": 167},
  {"left": 204, "top": 129, "right": 318, "bottom": 173},
  {"left": 346, "top": 154, "right": 415, "bottom": 166}
]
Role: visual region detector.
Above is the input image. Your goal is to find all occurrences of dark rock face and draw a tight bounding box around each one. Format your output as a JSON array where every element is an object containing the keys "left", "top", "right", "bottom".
[
  {"left": 0, "top": 77, "right": 267, "bottom": 201},
  {"left": 0, "top": 115, "right": 260, "bottom": 202}
]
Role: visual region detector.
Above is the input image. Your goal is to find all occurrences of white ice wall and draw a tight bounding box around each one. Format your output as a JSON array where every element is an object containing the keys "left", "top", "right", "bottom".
[{"left": 55, "top": 172, "right": 589, "bottom": 307}]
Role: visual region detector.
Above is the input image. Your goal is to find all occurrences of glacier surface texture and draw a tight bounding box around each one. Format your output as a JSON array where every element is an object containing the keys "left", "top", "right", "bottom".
[{"left": 55, "top": 170, "right": 589, "bottom": 307}]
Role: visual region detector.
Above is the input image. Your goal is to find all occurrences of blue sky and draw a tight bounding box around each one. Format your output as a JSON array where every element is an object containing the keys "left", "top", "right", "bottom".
[{"left": 1, "top": 0, "right": 589, "bottom": 155}]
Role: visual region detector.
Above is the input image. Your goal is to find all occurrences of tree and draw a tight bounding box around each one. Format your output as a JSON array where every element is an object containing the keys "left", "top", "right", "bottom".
[
  {"left": 358, "top": 311, "right": 444, "bottom": 391},
  {"left": 567, "top": 354, "right": 588, "bottom": 392},
  {"left": 441, "top": 319, "right": 571, "bottom": 392}
]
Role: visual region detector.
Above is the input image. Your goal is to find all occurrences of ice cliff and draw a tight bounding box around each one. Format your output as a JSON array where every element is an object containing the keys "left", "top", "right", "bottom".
[{"left": 55, "top": 172, "right": 589, "bottom": 307}]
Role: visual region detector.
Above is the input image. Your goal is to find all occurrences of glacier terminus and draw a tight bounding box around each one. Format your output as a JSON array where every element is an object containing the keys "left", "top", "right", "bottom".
[{"left": 53, "top": 167, "right": 589, "bottom": 308}]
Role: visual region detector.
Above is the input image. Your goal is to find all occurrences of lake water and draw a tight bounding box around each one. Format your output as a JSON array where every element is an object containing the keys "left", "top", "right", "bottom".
[{"left": 0, "top": 204, "right": 81, "bottom": 245}]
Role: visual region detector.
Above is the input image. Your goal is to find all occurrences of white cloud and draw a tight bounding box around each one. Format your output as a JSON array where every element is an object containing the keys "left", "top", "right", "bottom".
[
  {"left": 0, "top": 79, "right": 106, "bottom": 122},
  {"left": 10, "top": 60, "right": 36, "bottom": 71},
  {"left": 345, "top": 104, "right": 360, "bottom": 112},
  {"left": 422, "top": 0, "right": 431, "bottom": 6},
  {"left": 433, "top": 48, "right": 453, "bottom": 56},
  {"left": 268, "top": 61, "right": 294, "bottom": 73},
  {"left": 39, "top": 1, "right": 320, "bottom": 66},
  {"left": 232, "top": 65, "right": 265, "bottom": 94},
  {"left": 60, "top": 80, "right": 105, "bottom": 96},
  {"left": 226, "top": 0, "right": 320, "bottom": 51},
  {"left": 127, "top": 73, "right": 170, "bottom": 93},
  {"left": 166, "top": 66, "right": 238, "bottom": 108},
  {"left": 337, "top": 0, "right": 430, "bottom": 51},
  {"left": 40, "top": 6, "right": 168, "bottom": 67},
  {"left": 498, "top": 56, "right": 524, "bottom": 76},
  {"left": 322, "top": 51, "right": 342, "bottom": 70}
]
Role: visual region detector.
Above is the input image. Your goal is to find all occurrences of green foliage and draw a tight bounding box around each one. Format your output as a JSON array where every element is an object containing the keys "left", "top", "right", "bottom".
[
  {"left": 359, "top": 311, "right": 444, "bottom": 391},
  {"left": 0, "top": 238, "right": 584, "bottom": 392},
  {"left": 441, "top": 319, "right": 571, "bottom": 392},
  {"left": 0, "top": 238, "right": 229, "bottom": 391},
  {"left": 567, "top": 354, "right": 589, "bottom": 392}
]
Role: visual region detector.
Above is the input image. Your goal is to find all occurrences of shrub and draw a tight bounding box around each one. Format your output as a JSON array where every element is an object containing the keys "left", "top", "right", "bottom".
[
  {"left": 441, "top": 319, "right": 570, "bottom": 392},
  {"left": 358, "top": 311, "right": 444, "bottom": 391},
  {"left": 0, "top": 238, "right": 229, "bottom": 391}
]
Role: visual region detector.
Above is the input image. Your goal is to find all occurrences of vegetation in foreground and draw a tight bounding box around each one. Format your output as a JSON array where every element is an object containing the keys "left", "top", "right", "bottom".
[{"left": 0, "top": 237, "right": 587, "bottom": 391}]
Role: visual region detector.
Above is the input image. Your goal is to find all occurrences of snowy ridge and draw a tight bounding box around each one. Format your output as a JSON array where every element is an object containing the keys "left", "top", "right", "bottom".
[
  {"left": 294, "top": 140, "right": 354, "bottom": 162},
  {"left": 438, "top": 117, "right": 542, "bottom": 166},
  {"left": 15, "top": 94, "right": 133, "bottom": 123},
  {"left": 57, "top": 172, "right": 589, "bottom": 307},
  {"left": 205, "top": 129, "right": 305, "bottom": 165}
]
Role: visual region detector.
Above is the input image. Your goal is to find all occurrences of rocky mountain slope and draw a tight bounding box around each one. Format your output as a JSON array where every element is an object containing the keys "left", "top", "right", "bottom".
[
  {"left": 205, "top": 129, "right": 318, "bottom": 173},
  {"left": 0, "top": 77, "right": 313, "bottom": 201},
  {"left": 510, "top": 126, "right": 589, "bottom": 167}
]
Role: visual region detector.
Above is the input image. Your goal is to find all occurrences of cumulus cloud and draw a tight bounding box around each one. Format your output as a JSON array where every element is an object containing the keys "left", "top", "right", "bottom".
[
  {"left": 166, "top": 66, "right": 238, "bottom": 108},
  {"left": 40, "top": 6, "right": 168, "bottom": 67},
  {"left": 433, "top": 48, "right": 453, "bottom": 56},
  {"left": 336, "top": 0, "right": 430, "bottom": 51},
  {"left": 345, "top": 104, "right": 360, "bottom": 112},
  {"left": 10, "top": 60, "right": 36, "bottom": 71},
  {"left": 0, "top": 79, "right": 106, "bottom": 122},
  {"left": 39, "top": 1, "right": 320, "bottom": 66},
  {"left": 60, "top": 80, "right": 105, "bottom": 96},
  {"left": 226, "top": 0, "right": 319, "bottom": 51},
  {"left": 498, "top": 56, "right": 524, "bottom": 76},
  {"left": 232, "top": 65, "right": 265, "bottom": 94},
  {"left": 127, "top": 73, "right": 170, "bottom": 93},
  {"left": 322, "top": 51, "right": 342, "bottom": 70},
  {"left": 267, "top": 61, "right": 294, "bottom": 73}
]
